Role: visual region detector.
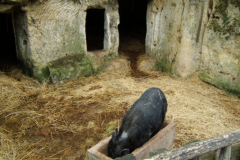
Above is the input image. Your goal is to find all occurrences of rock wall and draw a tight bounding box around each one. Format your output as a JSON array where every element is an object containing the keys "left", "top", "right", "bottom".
[
  {"left": 146, "top": 0, "right": 210, "bottom": 77},
  {"left": 14, "top": 10, "right": 32, "bottom": 75},
  {"left": 1, "top": 0, "right": 239, "bottom": 94},
  {"left": 200, "top": 2, "right": 240, "bottom": 95},
  {"left": 146, "top": 0, "right": 240, "bottom": 95},
  {"left": 13, "top": 0, "right": 119, "bottom": 82}
]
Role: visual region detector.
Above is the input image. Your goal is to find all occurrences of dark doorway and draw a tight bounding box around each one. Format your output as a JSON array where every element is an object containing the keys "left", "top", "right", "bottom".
[
  {"left": 86, "top": 9, "right": 105, "bottom": 51},
  {"left": 0, "top": 13, "right": 18, "bottom": 72},
  {"left": 118, "top": 0, "right": 148, "bottom": 77},
  {"left": 118, "top": 0, "right": 148, "bottom": 39}
]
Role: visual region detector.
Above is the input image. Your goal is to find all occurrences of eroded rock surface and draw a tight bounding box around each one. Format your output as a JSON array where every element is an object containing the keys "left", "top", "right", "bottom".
[{"left": 200, "top": 3, "right": 240, "bottom": 95}]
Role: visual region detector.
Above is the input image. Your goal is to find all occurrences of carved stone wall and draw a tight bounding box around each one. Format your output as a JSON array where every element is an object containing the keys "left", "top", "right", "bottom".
[
  {"left": 13, "top": 0, "right": 120, "bottom": 82},
  {"left": 145, "top": 0, "right": 239, "bottom": 95},
  {"left": 199, "top": 2, "right": 240, "bottom": 95},
  {"left": 146, "top": 0, "right": 210, "bottom": 77},
  {"left": 0, "top": 0, "right": 239, "bottom": 94}
]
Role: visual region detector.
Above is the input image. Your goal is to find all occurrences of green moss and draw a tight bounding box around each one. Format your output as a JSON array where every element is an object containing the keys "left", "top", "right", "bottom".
[
  {"left": 20, "top": 51, "right": 117, "bottom": 83},
  {"left": 25, "top": 52, "right": 118, "bottom": 84},
  {"left": 18, "top": 61, "right": 51, "bottom": 83},
  {"left": 30, "top": 66, "right": 51, "bottom": 83},
  {"left": 95, "top": 53, "right": 118, "bottom": 74},
  {"left": 49, "top": 53, "right": 95, "bottom": 84},
  {"left": 41, "top": 66, "right": 50, "bottom": 79},
  {"left": 199, "top": 72, "right": 240, "bottom": 98},
  {"left": 155, "top": 58, "right": 173, "bottom": 74},
  {"left": 208, "top": 0, "right": 240, "bottom": 37},
  {"left": 198, "top": 72, "right": 213, "bottom": 83}
]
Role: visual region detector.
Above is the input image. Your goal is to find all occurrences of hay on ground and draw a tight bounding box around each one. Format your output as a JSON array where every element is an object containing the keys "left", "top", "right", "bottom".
[{"left": 0, "top": 58, "right": 239, "bottom": 159}]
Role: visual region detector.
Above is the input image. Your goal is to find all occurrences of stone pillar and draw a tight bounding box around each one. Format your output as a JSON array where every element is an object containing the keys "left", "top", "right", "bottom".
[{"left": 146, "top": 0, "right": 210, "bottom": 78}]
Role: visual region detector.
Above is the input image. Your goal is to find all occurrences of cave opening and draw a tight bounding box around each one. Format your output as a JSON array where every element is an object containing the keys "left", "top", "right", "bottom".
[
  {"left": 86, "top": 9, "right": 105, "bottom": 51},
  {"left": 0, "top": 13, "right": 19, "bottom": 72},
  {"left": 118, "top": 0, "right": 149, "bottom": 77}
]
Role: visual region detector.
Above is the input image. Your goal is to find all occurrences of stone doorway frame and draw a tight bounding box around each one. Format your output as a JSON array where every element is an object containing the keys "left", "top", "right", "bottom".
[{"left": 85, "top": 8, "right": 106, "bottom": 52}]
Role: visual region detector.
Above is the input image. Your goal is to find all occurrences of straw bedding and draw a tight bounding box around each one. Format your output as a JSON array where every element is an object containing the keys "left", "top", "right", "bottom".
[{"left": 0, "top": 56, "right": 239, "bottom": 159}]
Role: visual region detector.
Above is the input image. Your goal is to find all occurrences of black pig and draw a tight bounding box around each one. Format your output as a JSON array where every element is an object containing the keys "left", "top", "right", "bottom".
[{"left": 108, "top": 87, "right": 167, "bottom": 159}]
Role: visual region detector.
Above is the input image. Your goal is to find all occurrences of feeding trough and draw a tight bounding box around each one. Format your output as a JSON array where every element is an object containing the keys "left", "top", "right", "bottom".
[{"left": 87, "top": 121, "right": 176, "bottom": 160}]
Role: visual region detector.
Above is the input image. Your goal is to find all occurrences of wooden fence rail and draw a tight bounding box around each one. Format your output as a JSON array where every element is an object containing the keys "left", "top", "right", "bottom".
[{"left": 147, "top": 129, "right": 240, "bottom": 160}]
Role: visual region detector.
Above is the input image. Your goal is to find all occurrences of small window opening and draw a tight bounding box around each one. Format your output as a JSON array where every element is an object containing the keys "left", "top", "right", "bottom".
[{"left": 86, "top": 9, "right": 105, "bottom": 51}]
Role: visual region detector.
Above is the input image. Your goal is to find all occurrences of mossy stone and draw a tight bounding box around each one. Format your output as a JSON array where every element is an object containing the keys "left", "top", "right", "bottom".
[
  {"left": 199, "top": 72, "right": 240, "bottom": 98},
  {"left": 48, "top": 53, "right": 95, "bottom": 84},
  {"left": 155, "top": 58, "right": 173, "bottom": 74}
]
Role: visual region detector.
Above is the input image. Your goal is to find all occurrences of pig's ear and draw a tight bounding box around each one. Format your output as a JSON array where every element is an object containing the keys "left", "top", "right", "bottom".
[
  {"left": 112, "top": 128, "right": 118, "bottom": 140},
  {"left": 120, "top": 149, "right": 130, "bottom": 156}
]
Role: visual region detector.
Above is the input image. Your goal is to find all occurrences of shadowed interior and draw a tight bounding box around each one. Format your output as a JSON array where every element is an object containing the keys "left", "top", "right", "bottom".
[
  {"left": 86, "top": 9, "right": 105, "bottom": 51},
  {"left": 0, "top": 13, "right": 18, "bottom": 72},
  {"left": 118, "top": 0, "right": 149, "bottom": 77}
]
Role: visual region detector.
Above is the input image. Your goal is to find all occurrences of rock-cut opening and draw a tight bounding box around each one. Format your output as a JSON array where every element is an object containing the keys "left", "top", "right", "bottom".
[
  {"left": 86, "top": 9, "right": 105, "bottom": 51},
  {"left": 118, "top": 0, "right": 149, "bottom": 77},
  {"left": 0, "top": 13, "right": 19, "bottom": 72},
  {"left": 118, "top": 0, "right": 148, "bottom": 41}
]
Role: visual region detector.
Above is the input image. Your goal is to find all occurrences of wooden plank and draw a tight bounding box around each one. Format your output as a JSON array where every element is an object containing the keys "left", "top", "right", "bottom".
[
  {"left": 216, "top": 146, "right": 231, "bottom": 160},
  {"left": 147, "top": 130, "right": 240, "bottom": 160}
]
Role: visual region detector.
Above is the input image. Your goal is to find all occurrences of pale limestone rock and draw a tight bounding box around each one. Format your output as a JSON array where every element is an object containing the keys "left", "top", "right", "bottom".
[
  {"left": 146, "top": 0, "right": 210, "bottom": 77},
  {"left": 138, "top": 56, "right": 156, "bottom": 73},
  {"left": 200, "top": 3, "right": 240, "bottom": 94},
  {"left": 13, "top": 0, "right": 119, "bottom": 81}
]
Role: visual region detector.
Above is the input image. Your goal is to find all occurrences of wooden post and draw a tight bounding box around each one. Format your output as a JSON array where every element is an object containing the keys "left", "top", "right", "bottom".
[
  {"left": 147, "top": 130, "right": 240, "bottom": 160},
  {"left": 216, "top": 146, "right": 231, "bottom": 160}
]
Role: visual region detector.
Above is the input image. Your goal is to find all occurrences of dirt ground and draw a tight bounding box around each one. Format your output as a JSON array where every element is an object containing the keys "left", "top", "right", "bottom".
[{"left": 0, "top": 38, "right": 240, "bottom": 160}]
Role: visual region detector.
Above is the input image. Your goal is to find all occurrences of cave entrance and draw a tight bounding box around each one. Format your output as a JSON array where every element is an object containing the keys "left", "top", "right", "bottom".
[
  {"left": 118, "top": 0, "right": 148, "bottom": 77},
  {"left": 86, "top": 9, "right": 105, "bottom": 51},
  {"left": 0, "top": 13, "right": 18, "bottom": 72}
]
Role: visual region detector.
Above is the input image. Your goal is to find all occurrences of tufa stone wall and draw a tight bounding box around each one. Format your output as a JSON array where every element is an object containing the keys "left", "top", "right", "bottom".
[
  {"left": 200, "top": 1, "right": 240, "bottom": 96},
  {"left": 146, "top": 0, "right": 210, "bottom": 77},
  {"left": 145, "top": 0, "right": 240, "bottom": 96},
  {"left": 13, "top": 0, "right": 119, "bottom": 83},
  {"left": 0, "top": 0, "right": 239, "bottom": 95}
]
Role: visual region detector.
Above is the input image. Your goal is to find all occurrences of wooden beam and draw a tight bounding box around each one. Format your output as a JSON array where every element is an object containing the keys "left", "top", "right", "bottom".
[{"left": 147, "top": 130, "right": 240, "bottom": 160}]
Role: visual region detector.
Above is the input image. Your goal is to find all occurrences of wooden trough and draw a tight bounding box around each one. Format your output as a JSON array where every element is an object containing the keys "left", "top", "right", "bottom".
[{"left": 87, "top": 121, "right": 176, "bottom": 160}]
